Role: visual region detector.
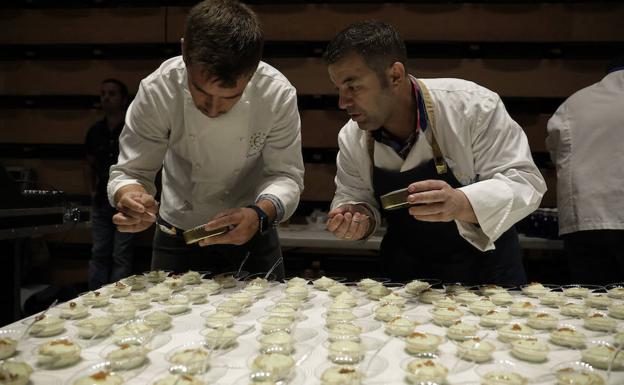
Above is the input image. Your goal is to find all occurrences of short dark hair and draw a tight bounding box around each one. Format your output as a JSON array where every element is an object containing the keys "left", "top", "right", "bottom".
[
  {"left": 323, "top": 20, "right": 408, "bottom": 86},
  {"left": 101, "top": 78, "right": 129, "bottom": 99},
  {"left": 184, "top": 0, "right": 264, "bottom": 88}
]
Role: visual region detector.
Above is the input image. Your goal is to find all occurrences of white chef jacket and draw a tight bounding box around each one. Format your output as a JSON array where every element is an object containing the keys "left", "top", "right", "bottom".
[
  {"left": 546, "top": 69, "right": 624, "bottom": 235},
  {"left": 108, "top": 56, "right": 305, "bottom": 230},
  {"left": 332, "top": 77, "right": 546, "bottom": 251}
]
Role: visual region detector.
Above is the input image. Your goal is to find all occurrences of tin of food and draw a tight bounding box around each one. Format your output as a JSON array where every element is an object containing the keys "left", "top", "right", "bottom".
[
  {"left": 380, "top": 187, "right": 411, "bottom": 210},
  {"left": 183, "top": 224, "right": 231, "bottom": 244}
]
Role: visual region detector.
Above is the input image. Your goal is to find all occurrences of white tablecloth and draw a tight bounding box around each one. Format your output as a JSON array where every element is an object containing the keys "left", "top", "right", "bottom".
[{"left": 3, "top": 281, "right": 623, "bottom": 385}]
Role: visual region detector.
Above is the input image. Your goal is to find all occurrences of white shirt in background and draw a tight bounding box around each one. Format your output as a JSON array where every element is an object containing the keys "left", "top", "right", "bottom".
[{"left": 546, "top": 69, "right": 624, "bottom": 235}]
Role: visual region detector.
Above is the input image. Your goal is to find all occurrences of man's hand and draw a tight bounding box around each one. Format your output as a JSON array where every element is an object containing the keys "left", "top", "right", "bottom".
[
  {"left": 407, "top": 179, "right": 477, "bottom": 223},
  {"left": 326, "top": 204, "right": 372, "bottom": 241},
  {"left": 198, "top": 207, "right": 259, "bottom": 247},
  {"left": 112, "top": 186, "right": 158, "bottom": 232}
]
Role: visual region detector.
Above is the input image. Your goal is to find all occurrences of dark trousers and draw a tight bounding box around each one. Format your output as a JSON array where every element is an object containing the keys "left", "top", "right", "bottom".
[
  {"left": 151, "top": 223, "right": 284, "bottom": 280},
  {"left": 563, "top": 230, "right": 624, "bottom": 285},
  {"left": 89, "top": 204, "right": 135, "bottom": 290}
]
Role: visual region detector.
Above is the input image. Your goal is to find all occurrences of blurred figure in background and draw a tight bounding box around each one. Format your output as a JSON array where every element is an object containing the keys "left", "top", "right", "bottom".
[
  {"left": 546, "top": 55, "right": 624, "bottom": 284},
  {"left": 85, "top": 78, "right": 135, "bottom": 289}
]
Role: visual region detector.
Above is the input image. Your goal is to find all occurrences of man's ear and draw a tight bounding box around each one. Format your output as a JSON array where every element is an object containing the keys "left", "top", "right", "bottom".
[
  {"left": 388, "top": 62, "right": 406, "bottom": 87},
  {"left": 180, "top": 38, "right": 187, "bottom": 63}
]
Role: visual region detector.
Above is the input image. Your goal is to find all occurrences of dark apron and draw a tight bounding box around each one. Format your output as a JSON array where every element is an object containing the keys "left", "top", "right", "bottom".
[{"left": 370, "top": 79, "right": 526, "bottom": 285}]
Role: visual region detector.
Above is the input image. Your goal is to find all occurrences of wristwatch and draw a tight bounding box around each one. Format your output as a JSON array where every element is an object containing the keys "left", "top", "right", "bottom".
[{"left": 247, "top": 204, "right": 270, "bottom": 236}]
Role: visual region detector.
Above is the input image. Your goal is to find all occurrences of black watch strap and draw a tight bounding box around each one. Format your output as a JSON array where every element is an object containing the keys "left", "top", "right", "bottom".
[{"left": 247, "top": 204, "right": 269, "bottom": 235}]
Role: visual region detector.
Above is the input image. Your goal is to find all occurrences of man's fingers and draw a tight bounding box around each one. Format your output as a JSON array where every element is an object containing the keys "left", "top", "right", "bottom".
[
  {"left": 112, "top": 212, "right": 141, "bottom": 226},
  {"left": 408, "top": 202, "right": 445, "bottom": 217},
  {"left": 407, "top": 190, "right": 446, "bottom": 205},
  {"left": 328, "top": 205, "right": 350, "bottom": 219},
  {"left": 205, "top": 212, "right": 241, "bottom": 231},
  {"left": 326, "top": 214, "right": 345, "bottom": 232},
  {"left": 408, "top": 179, "right": 448, "bottom": 193}
]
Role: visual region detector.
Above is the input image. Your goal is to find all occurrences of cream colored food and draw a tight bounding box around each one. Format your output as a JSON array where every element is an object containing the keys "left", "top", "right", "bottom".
[
  {"left": 200, "top": 280, "right": 221, "bottom": 294},
  {"left": 510, "top": 338, "right": 549, "bottom": 362},
  {"left": 607, "top": 286, "right": 624, "bottom": 300},
  {"left": 261, "top": 316, "right": 292, "bottom": 334},
  {"left": 186, "top": 287, "right": 209, "bottom": 304},
  {"left": 37, "top": 338, "right": 81, "bottom": 368},
  {"left": 607, "top": 303, "right": 624, "bottom": 319},
  {"left": 480, "top": 310, "right": 512, "bottom": 328},
  {"left": 122, "top": 274, "right": 147, "bottom": 290},
  {"left": 204, "top": 312, "right": 234, "bottom": 329},
  {"left": 405, "top": 280, "right": 431, "bottom": 295},
  {"left": 527, "top": 312, "right": 558, "bottom": 330},
  {"left": 29, "top": 314, "right": 64, "bottom": 337},
  {"left": 216, "top": 300, "right": 244, "bottom": 315},
  {"left": 145, "top": 270, "right": 168, "bottom": 283},
  {"left": 328, "top": 283, "right": 350, "bottom": 298},
  {"left": 107, "top": 302, "right": 137, "bottom": 321},
  {"left": 563, "top": 286, "right": 590, "bottom": 299},
  {"left": 540, "top": 292, "right": 565, "bottom": 307},
  {"left": 76, "top": 316, "right": 115, "bottom": 338},
  {"left": 214, "top": 274, "right": 237, "bottom": 289},
  {"left": 522, "top": 282, "right": 549, "bottom": 298},
  {"left": 73, "top": 370, "right": 124, "bottom": 385},
  {"left": 380, "top": 292, "right": 407, "bottom": 307},
  {"left": 333, "top": 292, "right": 357, "bottom": 308},
  {"left": 432, "top": 306, "right": 463, "bottom": 326},
  {"left": 284, "top": 285, "right": 308, "bottom": 300},
  {"left": 357, "top": 278, "right": 380, "bottom": 291},
  {"left": 405, "top": 332, "right": 443, "bottom": 354},
  {"left": 60, "top": 301, "right": 89, "bottom": 319},
  {"left": 259, "top": 331, "right": 294, "bottom": 354},
  {"left": 163, "top": 276, "right": 185, "bottom": 292},
  {"left": 327, "top": 323, "right": 362, "bottom": 342},
  {"left": 497, "top": 323, "right": 534, "bottom": 342},
  {"left": 405, "top": 359, "right": 448, "bottom": 384},
  {"left": 126, "top": 293, "right": 151, "bottom": 310},
  {"left": 106, "top": 344, "right": 148, "bottom": 370},
  {"left": 321, "top": 366, "right": 364, "bottom": 385},
  {"left": 313, "top": 276, "right": 336, "bottom": 290},
  {"left": 491, "top": 291, "right": 514, "bottom": 306},
  {"left": 374, "top": 304, "right": 402, "bottom": 322},
  {"left": 510, "top": 301, "right": 535, "bottom": 317},
  {"left": 585, "top": 294, "right": 612, "bottom": 309},
  {"left": 269, "top": 305, "right": 296, "bottom": 320},
  {"left": 204, "top": 328, "right": 238, "bottom": 349},
  {"left": 147, "top": 284, "right": 173, "bottom": 301},
  {"left": 0, "top": 361, "right": 32, "bottom": 385},
  {"left": 367, "top": 284, "right": 392, "bottom": 300},
  {"left": 418, "top": 288, "right": 445, "bottom": 304},
  {"left": 328, "top": 340, "right": 364, "bottom": 364},
  {"left": 163, "top": 295, "right": 190, "bottom": 315},
  {"left": 456, "top": 337, "right": 496, "bottom": 362},
  {"left": 469, "top": 298, "right": 496, "bottom": 315},
  {"left": 549, "top": 326, "right": 587, "bottom": 349},
  {"left": 386, "top": 316, "right": 417, "bottom": 336},
  {"left": 555, "top": 368, "right": 604, "bottom": 385},
  {"left": 144, "top": 311, "right": 172, "bottom": 331},
  {"left": 286, "top": 277, "right": 308, "bottom": 287},
  {"left": 247, "top": 277, "right": 269, "bottom": 288},
  {"left": 326, "top": 310, "right": 357, "bottom": 325},
  {"left": 447, "top": 321, "right": 478, "bottom": 341},
  {"left": 581, "top": 344, "right": 624, "bottom": 370},
  {"left": 583, "top": 313, "right": 616, "bottom": 332},
  {"left": 169, "top": 348, "right": 210, "bottom": 373},
  {"left": 456, "top": 291, "right": 480, "bottom": 304},
  {"left": 153, "top": 374, "right": 206, "bottom": 385},
  {"left": 251, "top": 353, "right": 295, "bottom": 380},
  {"left": 0, "top": 338, "right": 17, "bottom": 360},
  {"left": 560, "top": 302, "right": 589, "bottom": 318},
  {"left": 482, "top": 371, "right": 528, "bottom": 385},
  {"left": 112, "top": 320, "right": 154, "bottom": 341},
  {"left": 181, "top": 271, "right": 203, "bottom": 285},
  {"left": 432, "top": 296, "right": 458, "bottom": 309},
  {"left": 108, "top": 281, "right": 131, "bottom": 298}
]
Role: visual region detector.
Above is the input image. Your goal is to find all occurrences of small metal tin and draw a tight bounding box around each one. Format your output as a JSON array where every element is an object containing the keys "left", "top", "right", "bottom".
[
  {"left": 380, "top": 187, "right": 411, "bottom": 210},
  {"left": 183, "top": 225, "right": 230, "bottom": 245}
]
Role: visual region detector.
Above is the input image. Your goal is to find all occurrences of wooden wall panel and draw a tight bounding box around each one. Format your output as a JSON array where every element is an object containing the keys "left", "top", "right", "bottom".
[
  {"left": 0, "top": 61, "right": 159, "bottom": 95},
  {"left": 301, "top": 163, "right": 336, "bottom": 202},
  {"left": 300, "top": 110, "right": 343, "bottom": 148},
  {"left": 0, "top": 159, "right": 90, "bottom": 194},
  {"left": 540, "top": 168, "right": 557, "bottom": 208},
  {"left": 0, "top": 109, "right": 98, "bottom": 144},
  {"left": 0, "top": 58, "right": 607, "bottom": 98},
  {"left": 2, "top": 4, "right": 621, "bottom": 44}
]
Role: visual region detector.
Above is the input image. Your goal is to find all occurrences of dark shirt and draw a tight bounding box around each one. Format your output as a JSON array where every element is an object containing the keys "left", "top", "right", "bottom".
[{"left": 85, "top": 118, "right": 124, "bottom": 207}]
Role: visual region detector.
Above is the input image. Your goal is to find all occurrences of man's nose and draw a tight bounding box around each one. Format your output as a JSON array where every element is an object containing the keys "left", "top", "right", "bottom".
[{"left": 338, "top": 91, "right": 353, "bottom": 110}]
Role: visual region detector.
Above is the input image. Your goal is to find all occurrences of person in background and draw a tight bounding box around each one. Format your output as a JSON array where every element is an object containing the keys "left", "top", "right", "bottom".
[
  {"left": 85, "top": 78, "right": 135, "bottom": 289},
  {"left": 546, "top": 55, "right": 624, "bottom": 284},
  {"left": 107, "top": 0, "right": 304, "bottom": 279},
  {"left": 324, "top": 21, "right": 546, "bottom": 284}
]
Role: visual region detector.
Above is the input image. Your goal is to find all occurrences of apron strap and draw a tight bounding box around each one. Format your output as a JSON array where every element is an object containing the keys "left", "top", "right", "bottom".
[{"left": 415, "top": 79, "right": 447, "bottom": 174}]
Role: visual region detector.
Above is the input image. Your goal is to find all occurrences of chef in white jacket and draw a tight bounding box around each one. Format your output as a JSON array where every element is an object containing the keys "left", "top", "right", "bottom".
[
  {"left": 546, "top": 55, "right": 624, "bottom": 284},
  {"left": 324, "top": 21, "right": 546, "bottom": 284},
  {"left": 108, "top": 0, "right": 304, "bottom": 278}
]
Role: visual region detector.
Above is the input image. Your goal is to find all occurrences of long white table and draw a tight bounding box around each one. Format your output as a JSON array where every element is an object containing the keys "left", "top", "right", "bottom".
[{"left": 3, "top": 280, "right": 622, "bottom": 385}]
